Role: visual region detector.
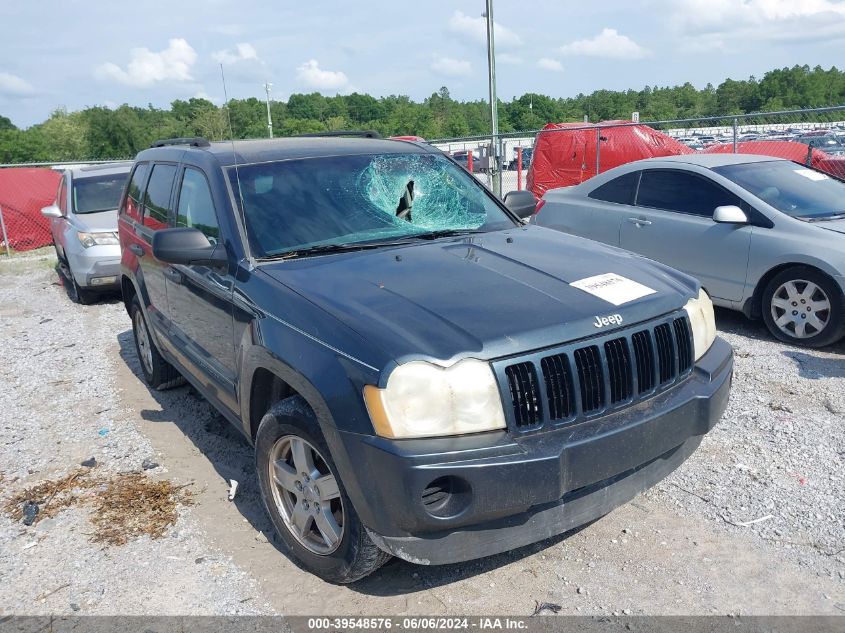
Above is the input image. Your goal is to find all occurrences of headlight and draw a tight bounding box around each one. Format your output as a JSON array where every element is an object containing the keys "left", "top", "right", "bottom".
[
  {"left": 77, "top": 231, "right": 119, "bottom": 248},
  {"left": 363, "top": 359, "right": 506, "bottom": 439},
  {"left": 684, "top": 288, "right": 716, "bottom": 361}
]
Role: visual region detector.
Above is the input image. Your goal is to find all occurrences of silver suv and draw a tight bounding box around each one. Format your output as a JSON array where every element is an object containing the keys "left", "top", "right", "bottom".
[{"left": 42, "top": 162, "right": 132, "bottom": 303}]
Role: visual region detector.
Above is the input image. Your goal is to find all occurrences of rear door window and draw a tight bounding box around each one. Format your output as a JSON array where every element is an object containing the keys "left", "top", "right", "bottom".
[
  {"left": 142, "top": 164, "right": 177, "bottom": 230},
  {"left": 588, "top": 171, "right": 639, "bottom": 205},
  {"left": 122, "top": 163, "right": 148, "bottom": 223},
  {"left": 176, "top": 167, "right": 220, "bottom": 243},
  {"left": 636, "top": 169, "right": 742, "bottom": 216}
]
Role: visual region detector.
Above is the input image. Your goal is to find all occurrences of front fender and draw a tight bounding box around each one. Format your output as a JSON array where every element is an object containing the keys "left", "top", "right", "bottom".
[{"left": 237, "top": 311, "right": 384, "bottom": 531}]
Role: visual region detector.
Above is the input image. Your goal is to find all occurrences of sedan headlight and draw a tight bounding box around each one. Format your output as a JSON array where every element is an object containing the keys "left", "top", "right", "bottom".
[
  {"left": 363, "top": 359, "right": 506, "bottom": 439},
  {"left": 77, "top": 231, "right": 119, "bottom": 248},
  {"left": 684, "top": 288, "right": 716, "bottom": 361}
]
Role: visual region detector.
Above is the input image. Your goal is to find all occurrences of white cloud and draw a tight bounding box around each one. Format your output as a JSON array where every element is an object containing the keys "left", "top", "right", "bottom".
[
  {"left": 212, "top": 43, "right": 259, "bottom": 65},
  {"left": 560, "top": 28, "right": 649, "bottom": 59},
  {"left": 209, "top": 24, "right": 245, "bottom": 36},
  {"left": 0, "top": 72, "right": 35, "bottom": 96},
  {"left": 537, "top": 58, "right": 564, "bottom": 72},
  {"left": 95, "top": 38, "right": 197, "bottom": 86},
  {"left": 448, "top": 10, "right": 522, "bottom": 48},
  {"left": 430, "top": 56, "right": 472, "bottom": 77},
  {"left": 667, "top": 0, "right": 845, "bottom": 46},
  {"left": 193, "top": 90, "right": 221, "bottom": 104},
  {"left": 295, "top": 59, "right": 350, "bottom": 91},
  {"left": 498, "top": 53, "right": 524, "bottom": 65}
]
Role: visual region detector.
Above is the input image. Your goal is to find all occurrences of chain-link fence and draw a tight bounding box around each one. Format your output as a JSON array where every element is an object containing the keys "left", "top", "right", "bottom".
[
  {"left": 0, "top": 165, "right": 63, "bottom": 258},
  {"left": 2, "top": 107, "right": 844, "bottom": 255},
  {"left": 430, "top": 105, "right": 845, "bottom": 197}
]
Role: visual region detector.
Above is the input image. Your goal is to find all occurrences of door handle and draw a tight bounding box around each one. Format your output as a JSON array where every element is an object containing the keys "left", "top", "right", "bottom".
[
  {"left": 627, "top": 217, "right": 652, "bottom": 226},
  {"left": 163, "top": 267, "right": 182, "bottom": 284},
  {"left": 128, "top": 243, "right": 144, "bottom": 256}
]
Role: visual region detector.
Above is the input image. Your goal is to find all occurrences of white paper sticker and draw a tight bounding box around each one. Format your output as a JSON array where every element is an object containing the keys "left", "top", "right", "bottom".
[
  {"left": 571, "top": 273, "right": 657, "bottom": 306},
  {"left": 794, "top": 168, "right": 828, "bottom": 181}
]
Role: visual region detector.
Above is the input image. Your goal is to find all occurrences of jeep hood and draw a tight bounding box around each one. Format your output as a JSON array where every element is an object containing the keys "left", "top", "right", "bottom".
[{"left": 259, "top": 226, "right": 698, "bottom": 364}]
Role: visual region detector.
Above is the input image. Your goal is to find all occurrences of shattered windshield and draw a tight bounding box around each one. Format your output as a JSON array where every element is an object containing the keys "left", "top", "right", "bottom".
[{"left": 228, "top": 152, "right": 515, "bottom": 258}]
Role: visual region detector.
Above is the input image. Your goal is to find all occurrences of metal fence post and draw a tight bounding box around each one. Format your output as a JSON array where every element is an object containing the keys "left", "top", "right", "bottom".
[
  {"left": 0, "top": 205, "right": 10, "bottom": 257},
  {"left": 517, "top": 147, "right": 523, "bottom": 191},
  {"left": 732, "top": 118, "right": 738, "bottom": 154},
  {"left": 595, "top": 128, "right": 601, "bottom": 176}
]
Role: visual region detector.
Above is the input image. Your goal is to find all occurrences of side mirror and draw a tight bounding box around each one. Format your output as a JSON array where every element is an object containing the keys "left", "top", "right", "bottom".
[
  {"left": 41, "top": 205, "right": 62, "bottom": 218},
  {"left": 713, "top": 205, "right": 748, "bottom": 224},
  {"left": 503, "top": 190, "right": 537, "bottom": 219},
  {"left": 152, "top": 227, "right": 227, "bottom": 267}
]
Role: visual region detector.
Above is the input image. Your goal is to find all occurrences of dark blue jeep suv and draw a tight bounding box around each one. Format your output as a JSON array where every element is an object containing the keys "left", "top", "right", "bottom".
[{"left": 118, "top": 135, "right": 732, "bottom": 583}]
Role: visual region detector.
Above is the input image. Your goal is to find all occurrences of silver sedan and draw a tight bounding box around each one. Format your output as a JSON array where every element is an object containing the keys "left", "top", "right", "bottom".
[
  {"left": 41, "top": 162, "right": 131, "bottom": 303},
  {"left": 534, "top": 154, "right": 845, "bottom": 347}
]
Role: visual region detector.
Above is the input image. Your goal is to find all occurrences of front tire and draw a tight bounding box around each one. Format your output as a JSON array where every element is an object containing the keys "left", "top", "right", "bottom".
[
  {"left": 761, "top": 266, "right": 845, "bottom": 347},
  {"left": 61, "top": 256, "right": 96, "bottom": 305},
  {"left": 255, "top": 396, "right": 391, "bottom": 583},
  {"left": 130, "top": 296, "right": 184, "bottom": 389}
]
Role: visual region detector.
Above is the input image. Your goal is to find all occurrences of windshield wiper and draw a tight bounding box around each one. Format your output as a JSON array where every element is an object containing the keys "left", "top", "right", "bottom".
[
  {"left": 262, "top": 238, "right": 423, "bottom": 260},
  {"left": 805, "top": 212, "right": 845, "bottom": 222},
  {"left": 410, "top": 229, "right": 486, "bottom": 240}
]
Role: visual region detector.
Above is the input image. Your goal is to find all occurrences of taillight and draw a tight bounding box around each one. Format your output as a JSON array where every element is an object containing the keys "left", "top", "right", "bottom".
[{"left": 534, "top": 199, "right": 546, "bottom": 215}]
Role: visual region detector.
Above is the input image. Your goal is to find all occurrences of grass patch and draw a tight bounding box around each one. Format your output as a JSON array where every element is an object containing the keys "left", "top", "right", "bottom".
[{"left": 3, "top": 467, "right": 192, "bottom": 545}]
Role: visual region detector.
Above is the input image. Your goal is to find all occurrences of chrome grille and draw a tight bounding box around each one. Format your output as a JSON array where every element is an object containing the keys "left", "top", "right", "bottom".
[{"left": 499, "top": 312, "right": 694, "bottom": 431}]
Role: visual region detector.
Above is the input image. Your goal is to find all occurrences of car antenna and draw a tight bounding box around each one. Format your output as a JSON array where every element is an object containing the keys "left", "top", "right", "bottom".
[{"left": 220, "top": 64, "right": 249, "bottom": 250}]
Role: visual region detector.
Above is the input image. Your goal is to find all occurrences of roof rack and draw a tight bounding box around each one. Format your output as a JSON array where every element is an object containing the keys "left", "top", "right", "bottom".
[
  {"left": 150, "top": 137, "right": 211, "bottom": 148},
  {"left": 295, "top": 130, "right": 382, "bottom": 139}
]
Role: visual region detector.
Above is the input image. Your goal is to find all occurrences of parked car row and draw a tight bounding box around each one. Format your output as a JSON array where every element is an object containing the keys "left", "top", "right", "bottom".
[{"left": 673, "top": 125, "right": 845, "bottom": 154}]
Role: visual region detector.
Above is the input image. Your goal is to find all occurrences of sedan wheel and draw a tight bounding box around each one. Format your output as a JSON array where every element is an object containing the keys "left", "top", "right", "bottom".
[
  {"left": 762, "top": 266, "right": 845, "bottom": 348},
  {"left": 268, "top": 435, "right": 344, "bottom": 555},
  {"left": 769, "top": 279, "right": 830, "bottom": 340}
]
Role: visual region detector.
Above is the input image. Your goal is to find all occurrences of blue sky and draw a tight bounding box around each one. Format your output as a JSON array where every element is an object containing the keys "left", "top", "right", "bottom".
[{"left": 2, "top": 0, "right": 845, "bottom": 127}]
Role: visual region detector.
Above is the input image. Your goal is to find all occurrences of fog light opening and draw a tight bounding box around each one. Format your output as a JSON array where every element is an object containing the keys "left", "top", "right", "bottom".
[{"left": 421, "top": 476, "right": 471, "bottom": 518}]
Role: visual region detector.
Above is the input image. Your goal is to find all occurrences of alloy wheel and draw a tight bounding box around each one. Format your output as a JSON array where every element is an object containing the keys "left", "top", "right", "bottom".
[
  {"left": 770, "top": 279, "right": 831, "bottom": 340},
  {"left": 268, "top": 435, "right": 344, "bottom": 555}
]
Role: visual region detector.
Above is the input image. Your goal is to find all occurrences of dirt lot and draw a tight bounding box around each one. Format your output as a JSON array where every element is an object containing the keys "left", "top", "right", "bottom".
[{"left": 0, "top": 255, "right": 843, "bottom": 616}]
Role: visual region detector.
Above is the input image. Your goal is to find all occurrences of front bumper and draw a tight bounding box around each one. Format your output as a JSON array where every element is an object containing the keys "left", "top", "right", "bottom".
[
  {"left": 67, "top": 244, "right": 121, "bottom": 289},
  {"left": 339, "top": 337, "right": 733, "bottom": 565}
]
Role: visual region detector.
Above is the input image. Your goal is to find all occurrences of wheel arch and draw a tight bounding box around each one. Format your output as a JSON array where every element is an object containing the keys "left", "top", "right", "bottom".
[
  {"left": 120, "top": 274, "right": 136, "bottom": 316},
  {"left": 241, "top": 348, "right": 334, "bottom": 444},
  {"left": 744, "top": 262, "right": 839, "bottom": 319}
]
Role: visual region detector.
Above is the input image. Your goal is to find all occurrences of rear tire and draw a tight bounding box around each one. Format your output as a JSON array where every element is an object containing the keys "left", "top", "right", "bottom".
[
  {"left": 255, "top": 396, "right": 391, "bottom": 584},
  {"left": 761, "top": 266, "right": 845, "bottom": 348},
  {"left": 130, "top": 295, "right": 184, "bottom": 389}
]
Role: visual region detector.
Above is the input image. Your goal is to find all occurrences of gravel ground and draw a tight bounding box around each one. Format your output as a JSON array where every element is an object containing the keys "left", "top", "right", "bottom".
[
  {"left": 647, "top": 308, "right": 845, "bottom": 582},
  {"left": 0, "top": 256, "right": 842, "bottom": 615},
  {"left": 0, "top": 257, "right": 272, "bottom": 615}
]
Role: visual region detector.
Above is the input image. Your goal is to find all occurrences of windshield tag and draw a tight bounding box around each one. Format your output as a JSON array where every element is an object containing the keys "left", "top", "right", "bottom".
[
  {"left": 571, "top": 273, "right": 656, "bottom": 306},
  {"left": 794, "top": 169, "right": 828, "bottom": 181}
]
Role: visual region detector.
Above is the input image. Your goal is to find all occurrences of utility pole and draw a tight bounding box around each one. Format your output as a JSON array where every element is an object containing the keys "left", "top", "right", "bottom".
[
  {"left": 484, "top": 0, "right": 501, "bottom": 197},
  {"left": 264, "top": 82, "right": 274, "bottom": 139}
]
